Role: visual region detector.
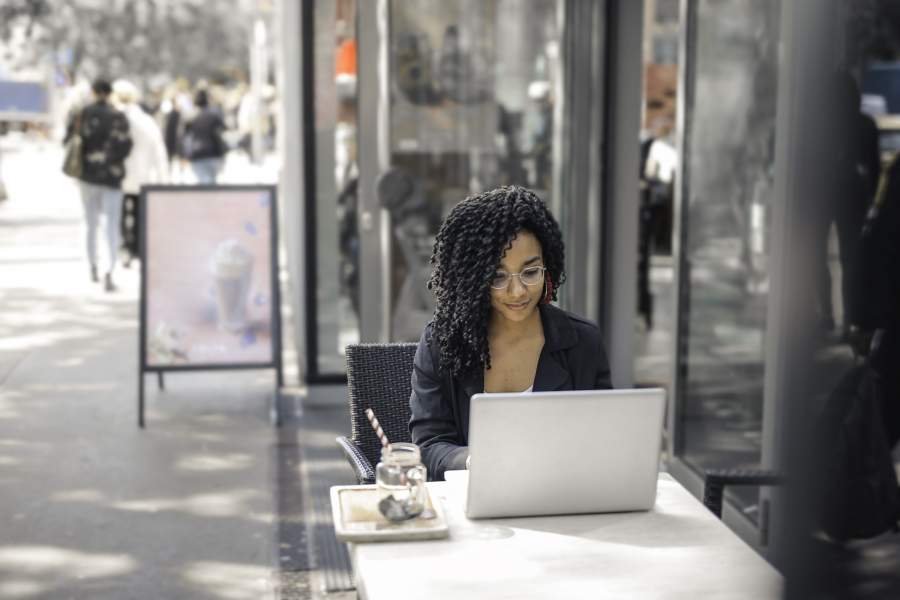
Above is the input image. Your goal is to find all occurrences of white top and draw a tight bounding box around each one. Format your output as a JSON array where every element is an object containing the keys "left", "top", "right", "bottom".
[
  {"left": 485, "top": 385, "right": 532, "bottom": 393},
  {"left": 349, "top": 472, "right": 782, "bottom": 600},
  {"left": 121, "top": 103, "right": 168, "bottom": 194}
]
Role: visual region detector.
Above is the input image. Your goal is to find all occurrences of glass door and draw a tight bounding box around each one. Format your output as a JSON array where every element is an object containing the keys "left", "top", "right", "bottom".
[
  {"left": 670, "top": 0, "right": 781, "bottom": 522},
  {"left": 356, "top": 0, "right": 564, "bottom": 344},
  {"left": 310, "top": 0, "right": 605, "bottom": 376}
]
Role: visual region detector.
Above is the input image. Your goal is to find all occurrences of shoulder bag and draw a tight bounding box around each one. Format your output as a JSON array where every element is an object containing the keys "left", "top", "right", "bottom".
[{"left": 62, "top": 110, "right": 84, "bottom": 179}]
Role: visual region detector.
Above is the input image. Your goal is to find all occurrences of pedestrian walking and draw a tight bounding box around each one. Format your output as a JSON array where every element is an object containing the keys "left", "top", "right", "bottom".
[
  {"left": 813, "top": 72, "right": 881, "bottom": 337},
  {"left": 160, "top": 86, "right": 188, "bottom": 181},
  {"left": 183, "top": 89, "right": 227, "bottom": 184},
  {"left": 63, "top": 78, "right": 133, "bottom": 291},
  {"left": 113, "top": 80, "right": 168, "bottom": 267}
]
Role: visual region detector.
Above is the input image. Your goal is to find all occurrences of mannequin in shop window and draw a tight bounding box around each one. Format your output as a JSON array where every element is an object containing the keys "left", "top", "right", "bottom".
[{"left": 408, "top": 186, "right": 613, "bottom": 480}]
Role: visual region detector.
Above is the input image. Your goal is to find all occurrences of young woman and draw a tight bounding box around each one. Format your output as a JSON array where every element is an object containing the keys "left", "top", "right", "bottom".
[{"left": 409, "top": 186, "right": 612, "bottom": 480}]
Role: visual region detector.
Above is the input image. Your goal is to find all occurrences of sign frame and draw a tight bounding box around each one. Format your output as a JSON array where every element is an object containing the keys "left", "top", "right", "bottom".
[{"left": 137, "top": 184, "right": 283, "bottom": 427}]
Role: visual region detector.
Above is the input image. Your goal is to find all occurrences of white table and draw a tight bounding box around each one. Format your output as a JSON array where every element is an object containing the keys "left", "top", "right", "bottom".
[{"left": 348, "top": 472, "right": 782, "bottom": 599}]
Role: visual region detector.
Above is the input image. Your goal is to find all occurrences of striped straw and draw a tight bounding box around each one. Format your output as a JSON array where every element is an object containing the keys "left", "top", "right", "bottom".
[{"left": 365, "top": 408, "right": 392, "bottom": 452}]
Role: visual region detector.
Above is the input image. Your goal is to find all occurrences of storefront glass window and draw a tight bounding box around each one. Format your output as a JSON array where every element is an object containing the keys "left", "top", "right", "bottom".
[
  {"left": 313, "top": 0, "right": 360, "bottom": 375},
  {"left": 385, "top": 0, "right": 561, "bottom": 341},
  {"left": 677, "top": 0, "right": 780, "bottom": 516}
]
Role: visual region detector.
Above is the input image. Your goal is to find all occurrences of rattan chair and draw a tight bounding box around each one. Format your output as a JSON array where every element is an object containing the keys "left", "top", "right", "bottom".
[{"left": 336, "top": 343, "right": 418, "bottom": 484}]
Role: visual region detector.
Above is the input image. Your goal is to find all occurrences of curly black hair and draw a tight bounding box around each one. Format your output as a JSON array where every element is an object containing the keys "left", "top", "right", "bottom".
[{"left": 428, "top": 186, "right": 566, "bottom": 377}]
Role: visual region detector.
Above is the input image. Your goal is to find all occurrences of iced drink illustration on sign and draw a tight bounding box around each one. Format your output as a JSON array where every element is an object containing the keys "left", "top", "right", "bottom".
[{"left": 211, "top": 239, "right": 254, "bottom": 333}]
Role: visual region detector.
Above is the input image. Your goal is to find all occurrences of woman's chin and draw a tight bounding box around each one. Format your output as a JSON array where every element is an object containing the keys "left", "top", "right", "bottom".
[{"left": 498, "top": 302, "right": 537, "bottom": 322}]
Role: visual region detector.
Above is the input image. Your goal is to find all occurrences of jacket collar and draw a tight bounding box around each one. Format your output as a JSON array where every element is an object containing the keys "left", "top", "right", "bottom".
[
  {"left": 458, "top": 304, "right": 578, "bottom": 397},
  {"left": 538, "top": 303, "right": 578, "bottom": 352},
  {"left": 533, "top": 303, "right": 576, "bottom": 390}
]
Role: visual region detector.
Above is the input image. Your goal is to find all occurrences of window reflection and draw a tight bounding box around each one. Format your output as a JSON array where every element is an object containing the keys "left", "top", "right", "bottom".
[
  {"left": 386, "top": 0, "right": 560, "bottom": 341},
  {"left": 800, "top": 5, "right": 900, "bottom": 593},
  {"left": 677, "top": 0, "right": 780, "bottom": 517},
  {"left": 809, "top": 6, "right": 900, "bottom": 418},
  {"left": 315, "top": 0, "right": 360, "bottom": 375}
]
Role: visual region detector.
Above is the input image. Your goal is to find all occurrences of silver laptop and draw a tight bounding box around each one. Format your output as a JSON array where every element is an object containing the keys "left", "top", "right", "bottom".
[{"left": 465, "top": 388, "right": 666, "bottom": 519}]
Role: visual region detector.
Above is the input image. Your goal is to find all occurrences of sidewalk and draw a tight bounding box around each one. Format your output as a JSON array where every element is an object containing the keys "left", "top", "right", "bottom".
[{"left": 0, "top": 139, "right": 293, "bottom": 599}]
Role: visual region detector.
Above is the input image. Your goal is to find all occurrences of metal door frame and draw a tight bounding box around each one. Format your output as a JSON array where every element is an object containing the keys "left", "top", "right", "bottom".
[{"left": 356, "top": 0, "right": 393, "bottom": 343}]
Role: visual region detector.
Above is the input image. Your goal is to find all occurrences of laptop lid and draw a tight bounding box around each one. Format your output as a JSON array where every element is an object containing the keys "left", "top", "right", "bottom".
[{"left": 465, "top": 388, "right": 666, "bottom": 519}]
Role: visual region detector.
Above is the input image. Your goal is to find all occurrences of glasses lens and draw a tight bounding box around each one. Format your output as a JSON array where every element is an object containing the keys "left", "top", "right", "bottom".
[
  {"left": 521, "top": 266, "right": 544, "bottom": 285},
  {"left": 491, "top": 272, "right": 509, "bottom": 288}
]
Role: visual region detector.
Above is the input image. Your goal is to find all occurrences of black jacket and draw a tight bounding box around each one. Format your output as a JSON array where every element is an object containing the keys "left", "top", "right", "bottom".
[
  {"left": 164, "top": 108, "right": 182, "bottom": 159},
  {"left": 409, "top": 303, "right": 613, "bottom": 480},
  {"left": 67, "top": 101, "right": 132, "bottom": 188},
  {"left": 183, "top": 109, "right": 227, "bottom": 160}
]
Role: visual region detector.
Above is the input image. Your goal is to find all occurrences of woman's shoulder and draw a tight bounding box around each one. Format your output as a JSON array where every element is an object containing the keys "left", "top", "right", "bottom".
[
  {"left": 566, "top": 311, "right": 605, "bottom": 350},
  {"left": 562, "top": 308, "right": 600, "bottom": 330},
  {"left": 541, "top": 304, "right": 605, "bottom": 349},
  {"left": 413, "top": 321, "right": 448, "bottom": 377},
  {"left": 541, "top": 306, "right": 610, "bottom": 380}
]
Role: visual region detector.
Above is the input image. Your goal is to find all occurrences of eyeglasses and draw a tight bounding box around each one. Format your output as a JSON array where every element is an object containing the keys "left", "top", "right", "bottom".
[{"left": 490, "top": 266, "right": 546, "bottom": 289}]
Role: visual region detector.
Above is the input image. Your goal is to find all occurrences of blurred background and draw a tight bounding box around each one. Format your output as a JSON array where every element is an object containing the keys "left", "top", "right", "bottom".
[
  {"left": 0, "top": 0, "right": 278, "bottom": 180},
  {"left": 1, "top": 0, "right": 900, "bottom": 599}
]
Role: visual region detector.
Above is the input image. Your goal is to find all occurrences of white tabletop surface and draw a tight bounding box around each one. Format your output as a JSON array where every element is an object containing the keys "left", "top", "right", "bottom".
[{"left": 349, "top": 472, "right": 783, "bottom": 600}]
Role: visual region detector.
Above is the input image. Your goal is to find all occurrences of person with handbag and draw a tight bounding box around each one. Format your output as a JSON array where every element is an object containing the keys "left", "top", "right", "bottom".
[
  {"left": 182, "top": 89, "right": 227, "bottom": 184},
  {"left": 63, "top": 78, "right": 133, "bottom": 291}
]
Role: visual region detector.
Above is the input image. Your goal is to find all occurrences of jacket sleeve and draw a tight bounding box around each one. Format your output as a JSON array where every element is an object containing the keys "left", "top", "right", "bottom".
[
  {"left": 408, "top": 325, "right": 469, "bottom": 480},
  {"left": 592, "top": 328, "right": 613, "bottom": 390}
]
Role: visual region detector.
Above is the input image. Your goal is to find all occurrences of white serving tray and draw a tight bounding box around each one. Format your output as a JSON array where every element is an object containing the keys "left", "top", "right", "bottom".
[{"left": 330, "top": 484, "right": 449, "bottom": 543}]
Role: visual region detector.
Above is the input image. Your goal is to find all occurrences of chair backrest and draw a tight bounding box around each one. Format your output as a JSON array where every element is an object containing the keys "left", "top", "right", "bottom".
[{"left": 345, "top": 343, "right": 418, "bottom": 469}]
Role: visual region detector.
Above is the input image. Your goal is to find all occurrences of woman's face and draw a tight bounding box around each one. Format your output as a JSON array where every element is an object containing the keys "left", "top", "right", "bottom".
[{"left": 489, "top": 230, "right": 545, "bottom": 325}]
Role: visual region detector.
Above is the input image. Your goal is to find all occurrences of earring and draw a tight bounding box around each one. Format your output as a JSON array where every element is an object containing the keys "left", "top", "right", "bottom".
[{"left": 542, "top": 275, "right": 554, "bottom": 304}]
